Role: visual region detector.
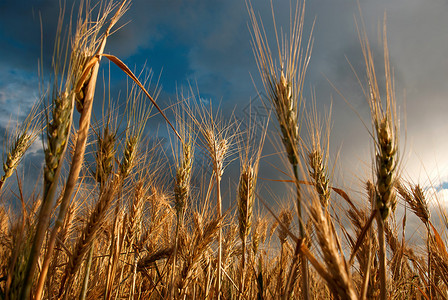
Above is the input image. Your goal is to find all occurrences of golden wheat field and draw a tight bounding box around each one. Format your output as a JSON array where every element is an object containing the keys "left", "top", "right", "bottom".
[{"left": 1, "top": 0, "right": 448, "bottom": 299}]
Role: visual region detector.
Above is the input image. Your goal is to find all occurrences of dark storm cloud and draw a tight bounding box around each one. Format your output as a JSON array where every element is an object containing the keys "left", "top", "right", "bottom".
[
  {"left": 1, "top": 0, "right": 448, "bottom": 199},
  {"left": 315, "top": 0, "right": 448, "bottom": 184},
  {"left": 106, "top": 0, "right": 256, "bottom": 106}
]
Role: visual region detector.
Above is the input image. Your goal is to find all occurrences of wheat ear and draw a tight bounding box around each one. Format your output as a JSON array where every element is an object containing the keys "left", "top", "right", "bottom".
[
  {"left": 397, "top": 182, "right": 432, "bottom": 297},
  {"left": 174, "top": 140, "right": 193, "bottom": 224},
  {"left": 238, "top": 165, "right": 255, "bottom": 298},
  {"left": 305, "top": 101, "right": 331, "bottom": 210},
  {"left": 238, "top": 164, "right": 255, "bottom": 242},
  {"left": 0, "top": 99, "right": 42, "bottom": 192},
  {"left": 120, "top": 76, "right": 153, "bottom": 179},
  {"left": 95, "top": 119, "right": 117, "bottom": 190}
]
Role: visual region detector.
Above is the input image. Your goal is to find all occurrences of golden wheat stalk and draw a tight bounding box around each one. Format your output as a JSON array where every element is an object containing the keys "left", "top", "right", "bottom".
[
  {"left": 127, "top": 180, "right": 145, "bottom": 246},
  {"left": 170, "top": 102, "right": 195, "bottom": 297},
  {"left": 185, "top": 91, "right": 237, "bottom": 299},
  {"left": 236, "top": 112, "right": 266, "bottom": 299},
  {"left": 237, "top": 166, "right": 254, "bottom": 298},
  {"left": 238, "top": 165, "right": 255, "bottom": 242},
  {"left": 127, "top": 181, "right": 145, "bottom": 298},
  {"left": 397, "top": 182, "right": 429, "bottom": 225},
  {"left": 203, "top": 126, "right": 228, "bottom": 299},
  {"left": 357, "top": 14, "right": 399, "bottom": 299},
  {"left": 276, "top": 209, "right": 293, "bottom": 297},
  {"left": 251, "top": 216, "right": 267, "bottom": 256},
  {"left": 248, "top": 1, "right": 314, "bottom": 297},
  {"left": 310, "top": 197, "right": 358, "bottom": 299},
  {"left": 308, "top": 150, "right": 330, "bottom": 207},
  {"left": 58, "top": 174, "right": 121, "bottom": 298}
]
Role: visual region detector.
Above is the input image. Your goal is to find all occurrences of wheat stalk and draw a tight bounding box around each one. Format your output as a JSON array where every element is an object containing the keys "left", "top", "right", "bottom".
[
  {"left": 236, "top": 112, "right": 266, "bottom": 299},
  {"left": 248, "top": 1, "right": 314, "bottom": 297},
  {"left": 238, "top": 165, "right": 255, "bottom": 243},
  {"left": 185, "top": 91, "right": 237, "bottom": 299},
  {"left": 203, "top": 126, "right": 228, "bottom": 299},
  {"left": 120, "top": 135, "right": 139, "bottom": 179},
  {"left": 127, "top": 180, "right": 145, "bottom": 298},
  {"left": 356, "top": 14, "right": 399, "bottom": 299},
  {"left": 252, "top": 217, "right": 268, "bottom": 256},
  {"left": 276, "top": 209, "right": 293, "bottom": 298},
  {"left": 310, "top": 197, "right": 358, "bottom": 299},
  {"left": 169, "top": 101, "right": 195, "bottom": 298},
  {"left": 58, "top": 174, "right": 121, "bottom": 299},
  {"left": 177, "top": 215, "right": 222, "bottom": 298},
  {"left": 397, "top": 182, "right": 429, "bottom": 225}
]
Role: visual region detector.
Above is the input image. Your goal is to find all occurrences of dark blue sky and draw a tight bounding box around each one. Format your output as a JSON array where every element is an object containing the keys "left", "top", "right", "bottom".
[{"left": 1, "top": 0, "right": 448, "bottom": 209}]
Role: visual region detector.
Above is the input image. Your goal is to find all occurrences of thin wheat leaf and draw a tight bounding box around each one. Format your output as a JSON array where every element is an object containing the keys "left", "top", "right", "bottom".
[
  {"left": 348, "top": 209, "right": 376, "bottom": 265},
  {"left": 100, "top": 53, "right": 181, "bottom": 141}
]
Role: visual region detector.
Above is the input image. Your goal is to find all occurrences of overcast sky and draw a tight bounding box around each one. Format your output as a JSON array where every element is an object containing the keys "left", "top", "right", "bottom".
[{"left": 1, "top": 0, "right": 448, "bottom": 220}]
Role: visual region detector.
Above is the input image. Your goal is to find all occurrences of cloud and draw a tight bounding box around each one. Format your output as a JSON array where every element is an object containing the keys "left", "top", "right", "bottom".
[
  {"left": 0, "top": 70, "right": 41, "bottom": 128},
  {"left": 1, "top": 0, "right": 448, "bottom": 205}
]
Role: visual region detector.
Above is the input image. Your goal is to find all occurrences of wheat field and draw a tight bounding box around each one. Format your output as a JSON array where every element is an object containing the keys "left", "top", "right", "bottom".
[{"left": 0, "top": 0, "right": 447, "bottom": 299}]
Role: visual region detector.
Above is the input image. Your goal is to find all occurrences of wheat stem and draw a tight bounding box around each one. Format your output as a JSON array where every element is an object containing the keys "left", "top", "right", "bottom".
[
  {"left": 79, "top": 242, "right": 94, "bottom": 300},
  {"left": 216, "top": 172, "right": 223, "bottom": 299},
  {"left": 293, "top": 164, "right": 310, "bottom": 299}
]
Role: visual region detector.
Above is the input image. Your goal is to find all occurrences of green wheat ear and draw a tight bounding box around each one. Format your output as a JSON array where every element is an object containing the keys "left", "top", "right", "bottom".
[
  {"left": 2, "top": 133, "right": 32, "bottom": 182},
  {"left": 308, "top": 149, "right": 330, "bottom": 209},
  {"left": 375, "top": 117, "right": 397, "bottom": 220},
  {"left": 174, "top": 140, "right": 193, "bottom": 221},
  {"left": 44, "top": 91, "right": 73, "bottom": 190},
  {"left": 95, "top": 125, "right": 117, "bottom": 188},
  {"left": 238, "top": 165, "right": 255, "bottom": 241}
]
